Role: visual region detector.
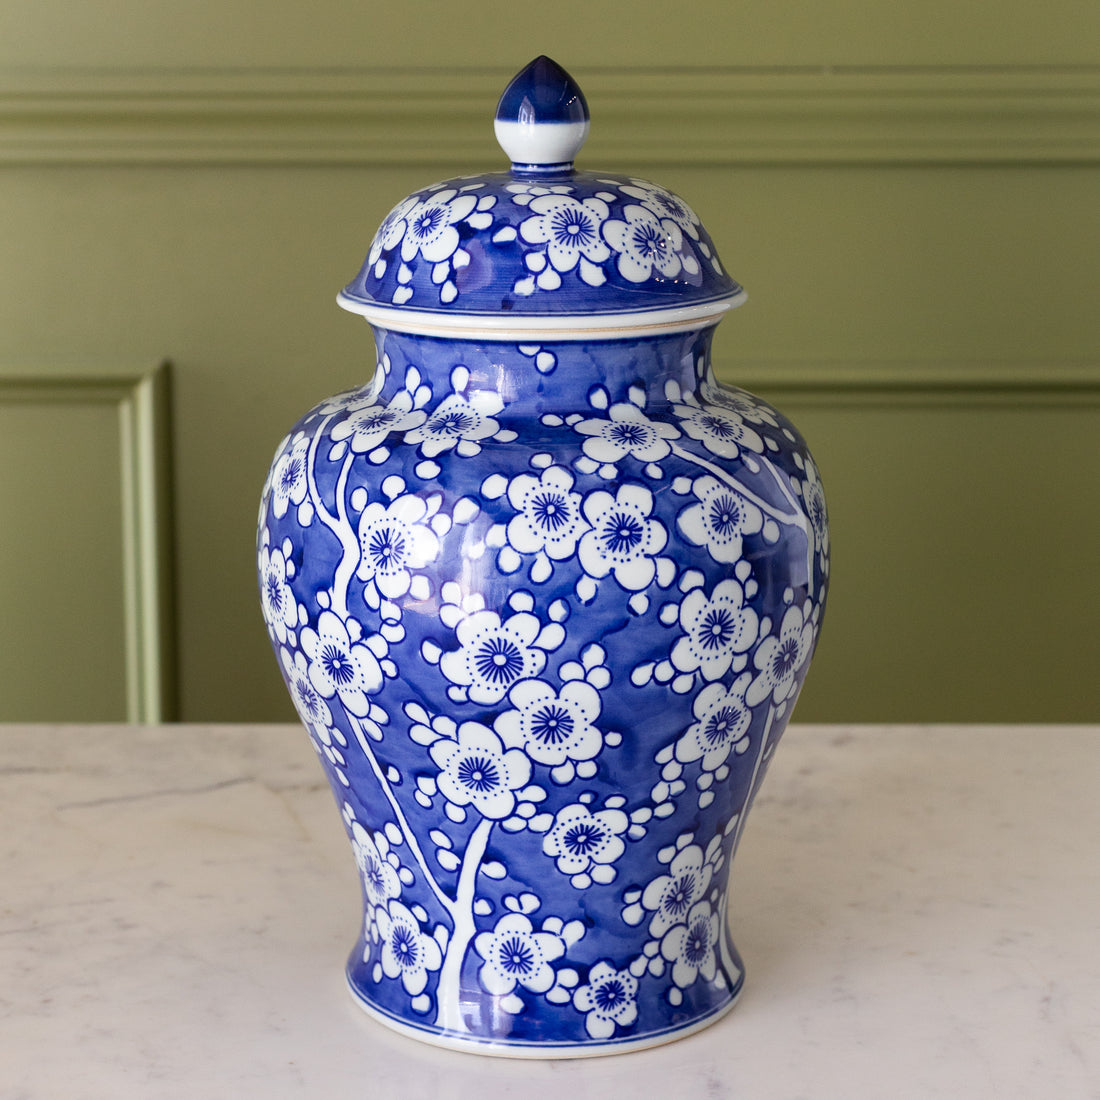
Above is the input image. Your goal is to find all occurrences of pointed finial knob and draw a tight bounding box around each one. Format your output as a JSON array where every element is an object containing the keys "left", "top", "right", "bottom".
[{"left": 494, "top": 56, "right": 589, "bottom": 173}]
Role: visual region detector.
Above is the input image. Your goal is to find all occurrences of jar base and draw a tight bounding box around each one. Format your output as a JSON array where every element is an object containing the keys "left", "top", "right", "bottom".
[{"left": 345, "top": 969, "right": 744, "bottom": 1059}]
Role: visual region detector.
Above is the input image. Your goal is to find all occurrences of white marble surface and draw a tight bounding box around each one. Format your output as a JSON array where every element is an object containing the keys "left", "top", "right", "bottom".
[{"left": 3, "top": 723, "right": 1098, "bottom": 1099}]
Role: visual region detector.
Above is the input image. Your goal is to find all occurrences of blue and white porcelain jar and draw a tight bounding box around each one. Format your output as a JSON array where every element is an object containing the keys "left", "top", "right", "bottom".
[{"left": 258, "top": 56, "right": 829, "bottom": 1056}]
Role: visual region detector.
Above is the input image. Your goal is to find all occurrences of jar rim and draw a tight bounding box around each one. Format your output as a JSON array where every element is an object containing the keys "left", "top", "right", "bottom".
[{"left": 336, "top": 288, "right": 747, "bottom": 342}]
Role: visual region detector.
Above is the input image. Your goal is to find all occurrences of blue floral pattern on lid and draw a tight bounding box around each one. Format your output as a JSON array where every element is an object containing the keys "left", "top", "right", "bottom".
[{"left": 338, "top": 58, "right": 744, "bottom": 322}]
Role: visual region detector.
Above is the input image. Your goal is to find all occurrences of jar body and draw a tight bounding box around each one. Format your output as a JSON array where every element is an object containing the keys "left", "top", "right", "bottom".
[{"left": 258, "top": 324, "right": 828, "bottom": 1055}]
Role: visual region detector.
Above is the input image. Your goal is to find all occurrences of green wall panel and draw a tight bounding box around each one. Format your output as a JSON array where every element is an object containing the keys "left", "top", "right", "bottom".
[
  {"left": 0, "top": 400, "right": 126, "bottom": 720},
  {"left": 0, "top": 365, "right": 174, "bottom": 721}
]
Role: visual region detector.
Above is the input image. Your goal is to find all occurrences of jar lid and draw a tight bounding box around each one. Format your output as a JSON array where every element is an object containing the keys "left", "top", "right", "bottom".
[{"left": 338, "top": 56, "right": 746, "bottom": 340}]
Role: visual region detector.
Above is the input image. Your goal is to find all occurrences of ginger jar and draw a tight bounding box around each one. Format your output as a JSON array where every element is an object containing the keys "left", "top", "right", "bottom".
[{"left": 258, "top": 56, "right": 829, "bottom": 1056}]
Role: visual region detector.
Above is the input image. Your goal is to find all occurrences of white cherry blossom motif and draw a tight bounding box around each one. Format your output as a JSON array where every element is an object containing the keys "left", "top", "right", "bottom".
[
  {"left": 300, "top": 610, "right": 385, "bottom": 717},
  {"left": 439, "top": 609, "right": 553, "bottom": 705},
  {"left": 368, "top": 195, "right": 418, "bottom": 266},
  {"left": 356, "top": 493, "right": 441, "bottom": 599},
  {"left": 660, "top": 899, "right": 720, "bottom": 988},
  {"left": 601, "top": 204, "right": 684, "bottom": 283},
  {"left": 746, "top": 601, "right": 815, "bottom": 708},
  {"left": 619, "top": 179, "right": 702, "bottom": 241},
  {"left": 428, "top": 721, "right": 532, "bottom": 819},
  {"left": 675, "top": 674, "right": 753, "bottom": 771},
  {"left": 671, "top": 579, "right": 759, "bottom": 683},
  {"left": 506, "top": 180, "right": 575, "bottom": 204},
  {"left": 404, "top": 388, "right": 504, "bottom": 459},
  {"left": 676, "top": 475, "right": 763, "bottom": 564},
  {"left": 283, "top": 651, "right": 348, "bottom": 781},
  {"left": 519, "top": 194, "right": 611, "bottom": 285},
  {"left": 376, "top": 899, "right": 443, "bottom": 996},
  {"left": 473, "top": 912, "right": 565, "bottom": 998},
  {"left": 574, "top": 402, "right": 679, "bottom": 465},
  {"left": 702, "top": 383, "right": 781, "bottom": 428},
  {"left": 350, "top": 822, "right": 402, "bottom": 913},
  {"left": 259, "top": 544, "right": 298, "bottom": 644},
  {"left": 578, "top": 484, "right": 668, "bottom": 591},
  {"left": 330, "top": 391, "right": 427, "bottom": 455},
  {"left": 399, "top": 188, "right": 479, "bottom": 265},
  {"left": 494, "top": 678, "right": 603, "bottom": 768},
  {"left": 636, "top": 844, "right": 714, "bottom": 938},
  {"left": 315, "top": 381, "right": 379, "bottom": 419},
  {"left": 505, "top": 465, "right": 588, "bottom": 562},
  {"left": 573, "top": 961, "right": 639, "bottom": 1039},
  {"left": 673, "top": 402, "right": 763, "bottom": 460},
  {"left": 280, "top": 646, "right": 333, "bottom": 737},
  {"left": 795, "top": 456, "right": 829, "bottom": 576},
  {"left": 542, "top": 802, "right": 629, "bottom": 886},
  {"left": 270, "top": 433, "right": 311, "bottom": 521}
]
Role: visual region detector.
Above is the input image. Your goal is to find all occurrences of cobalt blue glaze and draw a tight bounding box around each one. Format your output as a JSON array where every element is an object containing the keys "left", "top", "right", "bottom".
[
  {"left": 338, "top": 169, "right": 743, "bottom": 317},
  {"left": 259, "top": 58, "right": 829, "bottom": 1056},
  {"left": 495, "top": 55, "right": 589, "bottom": 127}
]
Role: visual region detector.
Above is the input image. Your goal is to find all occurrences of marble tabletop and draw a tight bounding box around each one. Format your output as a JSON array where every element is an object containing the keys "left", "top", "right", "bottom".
[{"left": 3, "top": 723, "right": 1098, "bottom": 1099}]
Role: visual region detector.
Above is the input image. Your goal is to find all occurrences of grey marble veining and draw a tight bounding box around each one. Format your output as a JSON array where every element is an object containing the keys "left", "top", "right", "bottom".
[{"left": 2, "top": 724, "right": 1098, "bottom": 1099}]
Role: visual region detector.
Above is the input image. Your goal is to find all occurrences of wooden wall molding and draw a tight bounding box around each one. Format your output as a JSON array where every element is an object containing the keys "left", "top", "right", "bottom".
[
  {"left": 726, "top": 359, "right": 1100, "bottom": 404},
  {"left": 0, "top": 362, "right": 175, "bottom": 721},
  {"left": 1, "top": 66, "right": 1098, "bottom": 166}
]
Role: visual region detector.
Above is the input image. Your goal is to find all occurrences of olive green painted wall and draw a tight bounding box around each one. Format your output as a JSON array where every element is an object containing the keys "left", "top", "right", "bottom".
[
  {"left": 3, "top": 0, "right": 1099, "bottom": 68},
  {"left": 1, "top": 2, "right": 1097, "bottom": 722}
]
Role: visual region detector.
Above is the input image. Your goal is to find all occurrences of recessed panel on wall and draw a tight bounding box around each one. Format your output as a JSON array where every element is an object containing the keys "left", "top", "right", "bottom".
[{"left": 0, "top": 364, "right": 174, "bottom": 722}]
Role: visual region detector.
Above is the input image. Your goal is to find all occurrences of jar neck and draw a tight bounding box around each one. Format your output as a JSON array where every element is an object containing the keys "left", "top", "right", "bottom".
[{"left": 367, "top": 325, "right": 718, "bottom": 417}]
